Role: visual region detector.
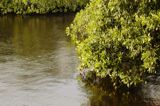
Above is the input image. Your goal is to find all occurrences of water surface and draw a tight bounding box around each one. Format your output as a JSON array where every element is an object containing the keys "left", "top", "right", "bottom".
[
  {"left": 0, "top": 14, "right": 88, "bottom": 106},
  {"left": 0, "top": 15, "right": 159, "bottom": 106}
]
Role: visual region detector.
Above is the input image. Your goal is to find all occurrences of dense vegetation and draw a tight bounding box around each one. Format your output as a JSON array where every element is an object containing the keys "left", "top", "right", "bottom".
[
  {"left": 0, "top": 0, "right": 89, "bottom": 14},
  {"left": 67, "top": 0, "right": 160, "bottom": 88}
]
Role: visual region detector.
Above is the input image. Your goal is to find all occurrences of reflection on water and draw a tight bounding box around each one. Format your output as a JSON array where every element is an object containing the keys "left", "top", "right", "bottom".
[{"left": 0, "top": 15, "right": 159, "bottom": 106}]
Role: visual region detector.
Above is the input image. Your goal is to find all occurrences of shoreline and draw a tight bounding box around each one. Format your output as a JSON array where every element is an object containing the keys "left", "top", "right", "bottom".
[{"left": 0, "top": 1, "right": 88, "bottom": 15}]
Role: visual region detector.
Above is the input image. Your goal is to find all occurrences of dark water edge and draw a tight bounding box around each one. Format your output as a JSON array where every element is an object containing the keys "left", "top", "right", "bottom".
[
  {"left": 82, "top": 84, "right": 160, "bottom": 106},
  {"left": 0, "top": 12, "right": 77, "bottom": 18},
  {"left": 80, "top": 71, "right": 160, "bottom": 106},
  {"left": 0, "top": 15, "right": 160, "bottom": 106}
]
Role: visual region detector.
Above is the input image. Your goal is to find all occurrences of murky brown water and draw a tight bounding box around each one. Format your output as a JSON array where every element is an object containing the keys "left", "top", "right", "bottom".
[
  {"left": 0, "top": 14, "right": 159, "bottom": 106},
  {"left": 0, "top": 14, "right": 89, "bottom": 106}
]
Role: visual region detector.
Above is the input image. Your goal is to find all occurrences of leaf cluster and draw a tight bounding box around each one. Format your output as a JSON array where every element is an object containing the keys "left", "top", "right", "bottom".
[
  {"left": 67, "top": 0, "right": 160, "bottom": 88},
  {"left": 0, "top": 0, "right": 89, "bottom": 14}
]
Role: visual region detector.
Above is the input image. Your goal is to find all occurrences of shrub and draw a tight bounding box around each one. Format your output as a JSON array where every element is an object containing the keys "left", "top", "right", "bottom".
[
  {"left": 0, "top": 0, "right": 89, "bottom": 14},
  {"left": 66, "top": 0, "right": 160, "bottom": 88}
]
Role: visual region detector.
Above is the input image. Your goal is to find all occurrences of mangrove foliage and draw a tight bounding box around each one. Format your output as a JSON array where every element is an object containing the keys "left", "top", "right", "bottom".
[
  {"left": 0, "top": 0, "right": 89, "bottom": 14},
  {"left": 66, "top": 0, "right": 160, "bottom": 88}
]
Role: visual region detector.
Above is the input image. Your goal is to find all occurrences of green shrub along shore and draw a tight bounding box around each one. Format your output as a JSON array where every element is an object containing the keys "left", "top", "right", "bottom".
[
  {"left": 67, "top": 0, "right": 160, "bottom": 89},
  {"left": 0, "top": 0, "right": 89, "bottom": 14}
]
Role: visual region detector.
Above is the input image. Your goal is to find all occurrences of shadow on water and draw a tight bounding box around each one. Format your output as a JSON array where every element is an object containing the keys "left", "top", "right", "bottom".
[
  {"left": 0, "top": 15, "right": 159, "bottom": 106},
  {"left": 79, "top": 74, "right": 160, "bottom": 106},
  {"left": 81, "top": 85, "right": 158, "bottom": 106}
]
